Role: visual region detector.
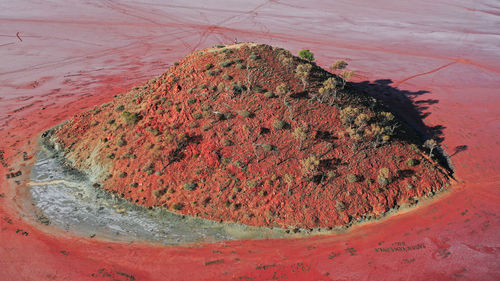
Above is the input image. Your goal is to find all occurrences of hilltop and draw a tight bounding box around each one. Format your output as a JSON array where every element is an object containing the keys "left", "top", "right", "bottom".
[{"left": 49, "top": 43, "right": 450, "bottom": 229}]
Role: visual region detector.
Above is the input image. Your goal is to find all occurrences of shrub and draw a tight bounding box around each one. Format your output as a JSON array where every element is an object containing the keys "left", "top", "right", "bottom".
[
  {"left": 249, "top": 53, "right": 260, "bottom": 60},
  {"left": 295, "top": 64, "right": 313, "bottom": 89},
  {"left": 236, "top": 63, "right": 246, "bottom": 69},
  {"left": 262, "top": 144, "right": 273, "bottom": 151},
  {"left": 273, "top": 120, "right": 289, "bottom": 130},
  {"left": 222, "top": 74, "right": 233, "bottom": 80},
  {"left": 172, "top": 203, "right": 184, "bottom": 210},
  {"left": 330, "top": 60, "right": 348, "bottom": 71},
  {"left": 205, "top": 63, "right": 214, "bottom": 70},
  {"left": 183, "top": 183, "right": 197, "bottom": 191},
  {"left": 192, "top": 112, "right": 202, "bottom": 119},
  {"left": 219, "top": 60, "right": 233, "bottom": 67},
  {"left": 347, "top": 174, "right": 359, "bottom": 183},
  {"left": 292, "top": 126, "right": 308, "bottom": 141},
  {"left": 121, "top": 111, "right": 140, "bottom": 125},
  {"left": 377, "top": 168, "right": 390, "bottom": 186},
  {"left": 222, "top": 139, "right": 233, "bottom": 146},
  {"left": 406, "top": 158, "right": 418, "bottom": 167},
  {"left": 115, "top": 105, "right": 125, "bottom": 112},
  {"left": 118, "top": 172, "right": 127, "bottom": 178},
  {"left": 237, "top": 110, "right": 252, "bottom": 118},
  {"left": 129, "top": 182, "right": 138, "bottom": 188},
  {"left": 275, "top": 83, "right": 288, "bottom": 95},
  {"left": 298, "top": 49, "right": 315, "bottom": 61},
  {"left": 264, "top": 92, "right": 275, "bottom": 98},
  {"left": 301, "top": 155, "right": 320, "bottom": 174},
  {"left": 117, "top": 138, "right": 127, "bottom": 147}
]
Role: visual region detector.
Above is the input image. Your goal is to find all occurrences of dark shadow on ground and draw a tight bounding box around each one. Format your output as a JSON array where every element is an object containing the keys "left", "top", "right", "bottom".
[{"left": 348, "top": 79, "right": 466, "bottom": 173}]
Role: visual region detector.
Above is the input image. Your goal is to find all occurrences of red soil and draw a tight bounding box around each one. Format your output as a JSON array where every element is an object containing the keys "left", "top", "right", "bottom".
[
  {"left": 0, "top": 0, "right": 499, "bottom": 280},
  {"left": 51, "top": 43, "right": 449, "bottom": 229}
]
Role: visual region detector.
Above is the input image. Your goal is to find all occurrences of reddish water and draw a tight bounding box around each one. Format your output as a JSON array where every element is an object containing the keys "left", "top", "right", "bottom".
[{"left": 1, "top": 0, "right": 499, "bottom": 280}]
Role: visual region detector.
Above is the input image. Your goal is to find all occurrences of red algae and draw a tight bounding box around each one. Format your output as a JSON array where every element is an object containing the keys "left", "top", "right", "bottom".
[
  {"left": 50, "top": 43, "right": 450, "bottom": 229},
  {"left": 0, "top": 0, "right": 499, "bottom": 280}
]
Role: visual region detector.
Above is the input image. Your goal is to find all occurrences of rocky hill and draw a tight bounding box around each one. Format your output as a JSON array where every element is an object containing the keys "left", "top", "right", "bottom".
[{"left": 49, "top": 43, "right": 450, "bottom": 229}]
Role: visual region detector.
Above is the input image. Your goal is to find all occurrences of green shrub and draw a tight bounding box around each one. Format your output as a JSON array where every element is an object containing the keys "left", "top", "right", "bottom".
[
  {"left": 130, "top": 182, "right": 138, "bottom": 188},
  {"left": 183, "top": 183, "right": 197, "bottom": 191},
  {"left": 262, "top": 144, "right": 273, "bottom": 151},
  {"left": 298, "top": 49, "right": 315, "bottom": 61},
  {"left": 236, "top": 63, "right": 246, "bottom": 69},
  {"left": 219, "top": 60, "right": 233, "bottom": 67},
  {"left": 121, "top": 111, "right": 140, "bottom": 125},
  {"left": 205, "top": 63, "right": 214, "bottom": 70},
  {"left": 173, "top": 203, "right": 184, "bottom": 210},
  {"left": 249, "top": 53, "right": 260, "bottom": 60},
  {"left": 222, "top": 74, "right": 233, "bottom": 80},
  {"left": 117, "top": 138, "right": 127, "bottom": 147}
]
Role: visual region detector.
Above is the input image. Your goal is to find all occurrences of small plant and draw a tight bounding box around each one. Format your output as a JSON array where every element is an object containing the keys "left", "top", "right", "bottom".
[
  {"left": 117, "top": 138, "right": 127, "bottom": 147},
  {"left": 275, "top": 83, "right": 289, "bottom": 95},
  {"left": 330, "top": 60, "right": 348, "bottom": 71},
  {"left": 222, "top": 74, "right": 233, "bottom": 80},
  {"left": 298, "top": 49, "right": 315, "bottom": 62},
  {"left": 295, "top": 64, "right": 313, "bottom": 90},
  {"left": 222, "top": 139, "right": 233, "bottom": 146},
  {"left": 264, "top": 92, "right": 275, "bottom": 98},
  {"left": 340, "top": 70, "right": 355, "bottom": 80},
  {"left": 219, "top": 60, "right": 233, "bottom": 67},
  {"left": 317, "top": 77, "right": 343, "bottom": 104},
  {"left": 143, "top": 163, "right": 155, "bottom": 175},
  {"left": 187, "top": 98, "right": 197, "bottom": 104},
  {"left": 249, "top": 53, "right": 260, "bottom": 60},
  {"left": 192, "top": 112, "right": 202, "bottom": 119},
  {"left": 259, "top": 190, "right": 267, "bottom": 196},
  {"left": 172, "top": 203, "right": 184, "bottom": 210},
  {"left": 301, "top": 155, "right": 320, "bottom": 174},
  {"left": 262, "top": 144, "right": 273, "bottom": 151},
  {"left": 273, "top": 120, "right": 288, "bottom": 130},
  {"left": 237, "top": 110, "right": 252, "bottom": 118},
  {"left": 121, "top": 111, "right": 140, "bottom": 125},
  {"left": 183, "top": 183, "right": 197, "bottom": 191},
  {"left": 377, "top": 168, "right": 390, "bottom": 186},
  {"left": 406, "top": 158, "right": 418, "bottom": 167},
  {"left": 118, "top": 172, "right": 127, "bottom": 178},
  {"left": 236, "top": 63, "right": 246, "bottom": 69},
  {"left": 424, "top": 139, "right": 438, "bottom": 157},
  {"left": 115, "top": 105, "right": 125, "bottom": 112},
  {"left": 129, "top": 182, "right": 138, "bottom": 188},
  {"left": 347, "top": 174, "right": 359, "bottom": 183},
  {"left": 205, "top": 63, "right": 214, "bottom": 70}
]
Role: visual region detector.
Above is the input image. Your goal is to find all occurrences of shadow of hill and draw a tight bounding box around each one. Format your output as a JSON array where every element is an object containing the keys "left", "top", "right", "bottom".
[{"left": 348, "top": 79, "right": 463, "bottom": 173}]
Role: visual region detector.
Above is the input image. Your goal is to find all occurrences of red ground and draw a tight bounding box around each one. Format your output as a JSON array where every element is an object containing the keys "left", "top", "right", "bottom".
[{"left": 1, "top": 0, "right": 499, "bottom": 280}]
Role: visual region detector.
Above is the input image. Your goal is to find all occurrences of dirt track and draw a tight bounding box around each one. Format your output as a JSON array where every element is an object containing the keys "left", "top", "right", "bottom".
[{"left": 0, "top": 0, "right": 499, "bottom": 280}]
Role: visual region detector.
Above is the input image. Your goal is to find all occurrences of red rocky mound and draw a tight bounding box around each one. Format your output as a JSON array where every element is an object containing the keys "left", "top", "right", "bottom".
[{"left": 50, "top": 43, "right": 450, "bottom": 229}]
